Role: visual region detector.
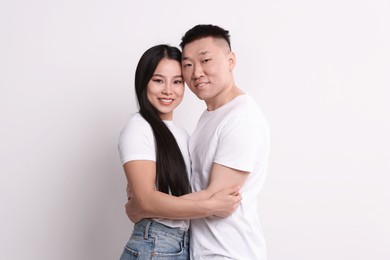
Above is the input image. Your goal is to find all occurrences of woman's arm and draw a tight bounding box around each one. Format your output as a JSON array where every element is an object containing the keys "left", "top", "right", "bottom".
[{"left": 123, "top": 160, "right": 241, "bottom": 223}]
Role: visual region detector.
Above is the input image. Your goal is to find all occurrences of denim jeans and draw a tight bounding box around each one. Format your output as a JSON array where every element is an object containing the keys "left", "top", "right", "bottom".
[{"left": 120, "top": 219, "right": 189, "bottom": 260}]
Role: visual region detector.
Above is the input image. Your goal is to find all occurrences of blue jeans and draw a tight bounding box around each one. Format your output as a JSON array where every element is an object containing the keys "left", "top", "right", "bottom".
[{"left": 120, "top": 219, "right": 189, "bottom": 260}]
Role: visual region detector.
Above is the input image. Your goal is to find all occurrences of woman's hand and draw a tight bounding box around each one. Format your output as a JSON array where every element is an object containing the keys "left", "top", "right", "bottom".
[{"left": 208, "top": 186, "right": 242, "bottom": 217}]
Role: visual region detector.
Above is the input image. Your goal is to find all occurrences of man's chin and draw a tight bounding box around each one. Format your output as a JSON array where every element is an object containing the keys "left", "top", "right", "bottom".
[
  {"left": 189, "top": 91, "right": 206, "bottom": 100},
  {"left": 195, "top": 94, "right": 207, "bottom": 101}
]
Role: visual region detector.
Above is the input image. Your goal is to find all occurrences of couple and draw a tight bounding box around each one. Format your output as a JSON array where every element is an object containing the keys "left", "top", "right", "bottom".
[{"left": 118, "top": 24, "right": 270, "bottom": 260}]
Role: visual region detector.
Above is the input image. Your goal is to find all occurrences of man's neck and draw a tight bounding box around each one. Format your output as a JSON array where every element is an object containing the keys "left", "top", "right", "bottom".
[{"left": 205, "top": 86, "right": 244, "bottom": 111}]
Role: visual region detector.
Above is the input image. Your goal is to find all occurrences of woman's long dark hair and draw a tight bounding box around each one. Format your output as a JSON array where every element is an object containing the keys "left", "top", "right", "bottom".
[{"left": 134, "top": 44, "right": 191, "bottom": 196}]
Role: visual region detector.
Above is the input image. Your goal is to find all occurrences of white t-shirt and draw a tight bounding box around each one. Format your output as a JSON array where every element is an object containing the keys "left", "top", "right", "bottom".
[
  {"left": 118, "top": 112, "right": 191, "bottom": 231},
  {"left": 189, "top": 95, "right": 270, "bottom": 260}
]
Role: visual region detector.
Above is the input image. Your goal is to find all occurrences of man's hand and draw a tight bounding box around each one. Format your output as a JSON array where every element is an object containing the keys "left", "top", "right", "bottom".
[
  {"left": 125, "top": 196, "right": 144, "bottom": 223},
  {"left": 209, "top": 186, "right": 242, "bottom": 217},
  {"left": 126, "top": 184, "right": 132, "bottom": 200}
]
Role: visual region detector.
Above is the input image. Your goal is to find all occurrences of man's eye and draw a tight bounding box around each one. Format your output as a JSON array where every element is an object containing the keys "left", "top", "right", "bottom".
[{"left": 202, "top": 59, "right": 211, "bottom": 63}]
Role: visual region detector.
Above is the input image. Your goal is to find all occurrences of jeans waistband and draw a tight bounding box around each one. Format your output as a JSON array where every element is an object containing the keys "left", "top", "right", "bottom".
[{"left": 134, "top": 219, "right": 188, "bottom": 246}]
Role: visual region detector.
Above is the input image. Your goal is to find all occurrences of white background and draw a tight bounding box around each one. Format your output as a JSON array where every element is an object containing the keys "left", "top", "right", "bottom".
[{"left": 1, "top": 0, "right": 389, "bottom": 259}]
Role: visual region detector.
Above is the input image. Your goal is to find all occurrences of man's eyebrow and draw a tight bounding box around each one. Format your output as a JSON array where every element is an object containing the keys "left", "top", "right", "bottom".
[
  {"left": 199, "top": 51, "right": 210, "bottom": 56},
  {"left": 182, "top": 51, "right": 210, "bottom": 61}
]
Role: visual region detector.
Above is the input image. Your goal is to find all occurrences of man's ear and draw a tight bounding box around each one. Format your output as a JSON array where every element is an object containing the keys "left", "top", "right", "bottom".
[{"left": 228, "top": 52, "right": 236, "bottom": 70}]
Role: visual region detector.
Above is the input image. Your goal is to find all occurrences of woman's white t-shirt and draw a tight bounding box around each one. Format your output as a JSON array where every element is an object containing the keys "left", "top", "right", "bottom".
[{"left": 118, "top": 112, "right": 191, "bottom": 230}]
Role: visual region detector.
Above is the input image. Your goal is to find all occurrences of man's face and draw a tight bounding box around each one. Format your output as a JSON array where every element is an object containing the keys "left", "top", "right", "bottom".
[{"left": 181, "top": 37, "right": 235, "bottom": 107}]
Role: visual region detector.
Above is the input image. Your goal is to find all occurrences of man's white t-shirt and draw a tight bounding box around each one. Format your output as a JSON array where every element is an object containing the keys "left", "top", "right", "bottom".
[
  {"left": 189, "top": 95, "right": 270, "bottom": 260},
  {"left": 118, "top": 112, "right": 191, "bottom": 231}
]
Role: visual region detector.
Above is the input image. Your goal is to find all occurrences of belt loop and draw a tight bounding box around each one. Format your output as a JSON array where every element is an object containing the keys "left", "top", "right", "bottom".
[
  {"left": 184, "top": 231, "right": 188, "bottom": 247},
  {"left": 144, "top": 220, "right": 152, "bottom": 240}
]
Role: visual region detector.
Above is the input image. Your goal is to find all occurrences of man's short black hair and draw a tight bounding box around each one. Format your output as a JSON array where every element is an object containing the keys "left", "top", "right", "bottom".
[{"left": 180, "top": 24, "right": 231, "bottom": 50}]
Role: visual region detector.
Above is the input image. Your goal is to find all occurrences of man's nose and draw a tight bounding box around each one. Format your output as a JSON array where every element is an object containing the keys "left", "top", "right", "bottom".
[{"left": 192, "top": 64, "right": 204, "bottom": 79}]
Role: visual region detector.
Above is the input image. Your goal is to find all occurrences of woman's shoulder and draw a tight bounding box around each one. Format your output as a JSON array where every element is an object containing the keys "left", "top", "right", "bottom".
[
  {"left": 169, "top": 122, "right": 190, "bottom": 139},
  {"left": 120, "top": 113, "right": 153, "bottom": 138},
  {"left": 124, "top": 112, "right": 151, "bottom": 129}
]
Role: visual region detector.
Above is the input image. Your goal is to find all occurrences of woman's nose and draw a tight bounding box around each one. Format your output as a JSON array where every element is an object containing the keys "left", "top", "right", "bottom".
[{"left": 162, "top": 83, "right": 172, "bottom": 95}]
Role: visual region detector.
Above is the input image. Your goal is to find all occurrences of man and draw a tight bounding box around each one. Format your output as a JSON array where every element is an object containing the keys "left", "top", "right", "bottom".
[
  {"left": 125, "top": 24, "right": 270, "bottom": 259},
  {"left": 180, "top": 24, "right": 270, "bottom": 259}
]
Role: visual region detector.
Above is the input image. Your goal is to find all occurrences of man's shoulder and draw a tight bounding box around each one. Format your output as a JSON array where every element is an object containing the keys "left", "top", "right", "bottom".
[{"left": 226, "top": 95, "right": 265, "bottom": 120}]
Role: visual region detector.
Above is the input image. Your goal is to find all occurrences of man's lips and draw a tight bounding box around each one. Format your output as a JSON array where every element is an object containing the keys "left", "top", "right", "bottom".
[{"left": 194, "top": 81, "right": 209, "bottom": 88}]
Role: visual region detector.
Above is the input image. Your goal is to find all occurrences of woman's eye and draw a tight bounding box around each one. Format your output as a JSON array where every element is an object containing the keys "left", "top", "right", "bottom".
[
  {"left": 174, "top": 80, "right": 183, "bottom": 84},
  {"left": 153, "top": 79, "right": 163, "bottom": 83}
]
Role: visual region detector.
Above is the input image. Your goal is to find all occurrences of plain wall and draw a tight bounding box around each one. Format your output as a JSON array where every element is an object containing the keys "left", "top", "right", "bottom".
[{"left": 1, "top": 0, "right": 389, "bottom": 259}]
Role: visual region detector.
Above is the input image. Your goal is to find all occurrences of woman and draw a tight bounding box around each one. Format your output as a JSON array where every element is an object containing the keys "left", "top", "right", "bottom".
[{"left": 118, "top": 44, "right": 240, "bottom": 259}]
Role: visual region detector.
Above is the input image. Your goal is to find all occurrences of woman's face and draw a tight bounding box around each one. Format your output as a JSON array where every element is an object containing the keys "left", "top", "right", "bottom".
[{"left": 147, "top": 58, "right": 184, "bottom": 120}]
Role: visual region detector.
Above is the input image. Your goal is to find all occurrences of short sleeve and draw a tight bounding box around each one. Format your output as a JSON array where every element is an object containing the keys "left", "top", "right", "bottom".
[
  {"left": 117, "top": 118, "right": 156, "bottom": 165},
  {"left": 214, "top": 120, "right": 266, "bottom": 172}
]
